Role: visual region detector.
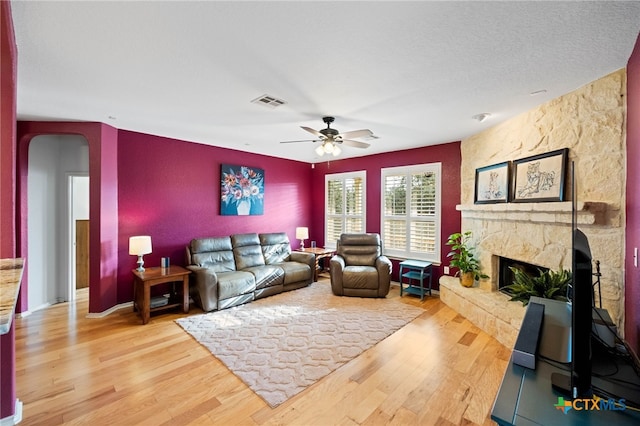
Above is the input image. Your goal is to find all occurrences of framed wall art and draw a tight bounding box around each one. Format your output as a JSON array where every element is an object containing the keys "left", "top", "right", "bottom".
[
  {"left": 474, "top": 161, "right": 510, "bottom": 204},
  {"left": 512, "top": 148, "right": 568, "bottom": 203},
  {"left": 220, "top": 164, "right": 265, "bottom": 215}
]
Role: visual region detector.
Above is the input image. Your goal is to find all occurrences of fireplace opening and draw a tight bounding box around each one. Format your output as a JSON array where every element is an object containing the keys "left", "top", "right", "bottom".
[{"left": 498, "top": 256, "right": 549, "bottom": 295}]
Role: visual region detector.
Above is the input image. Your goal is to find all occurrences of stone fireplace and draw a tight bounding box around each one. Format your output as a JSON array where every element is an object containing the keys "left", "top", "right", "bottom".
[{"left": 439, "top": 69, "right": 626, "bottom": 348}]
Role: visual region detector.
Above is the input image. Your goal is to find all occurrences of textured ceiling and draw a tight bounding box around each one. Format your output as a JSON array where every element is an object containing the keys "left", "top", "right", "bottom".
[{"left": 11, "top": 1, "right": 640, "bottom": 163}]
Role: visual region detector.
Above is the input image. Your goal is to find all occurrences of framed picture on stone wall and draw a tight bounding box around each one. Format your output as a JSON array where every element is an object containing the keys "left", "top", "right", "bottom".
[
  {"left": 474, "top": 161, "right": 511, "bottom": 204},
  {"left": 512, "top": 148, "right": 568, "bottom": 203}
]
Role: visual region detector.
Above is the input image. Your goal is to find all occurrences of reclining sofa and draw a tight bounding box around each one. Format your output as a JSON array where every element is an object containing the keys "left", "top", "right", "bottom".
[{"left": 185, "top": 232, "right": 314, "bottom": 312}]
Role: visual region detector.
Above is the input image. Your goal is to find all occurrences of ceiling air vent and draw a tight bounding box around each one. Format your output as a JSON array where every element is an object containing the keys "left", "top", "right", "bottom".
[{"left": 251, "top": 94, "right": 287, "bottom": 109}]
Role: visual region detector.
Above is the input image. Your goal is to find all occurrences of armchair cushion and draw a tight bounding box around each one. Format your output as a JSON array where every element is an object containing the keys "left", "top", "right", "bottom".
[{"left": 337, "top": 233, "right": 382, "bottom": 266}]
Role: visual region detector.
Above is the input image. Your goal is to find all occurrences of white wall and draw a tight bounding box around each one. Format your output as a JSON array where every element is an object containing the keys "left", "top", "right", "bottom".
[
  {"left": 72, "top": 176, "right": 89, "bottom": 220},
  {"left": 27, "top": 135, "right": 89, "bottom": 311}
]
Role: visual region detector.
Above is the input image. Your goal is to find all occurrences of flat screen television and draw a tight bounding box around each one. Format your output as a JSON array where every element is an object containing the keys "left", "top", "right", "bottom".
[
  {"left": 551, "top": 161, "right": 595, "bottom": 398},
  {"left": 572, "top": 228, "right": 595, "bottom": 396},
  {"left": 551, "top": 228, "right": 594, "bottom": 398}
]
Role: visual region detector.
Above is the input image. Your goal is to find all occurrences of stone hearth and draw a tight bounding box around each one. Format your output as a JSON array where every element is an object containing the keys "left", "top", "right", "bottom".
[{"left": 439, "top": 276, "right": 524, "bottom": 348}]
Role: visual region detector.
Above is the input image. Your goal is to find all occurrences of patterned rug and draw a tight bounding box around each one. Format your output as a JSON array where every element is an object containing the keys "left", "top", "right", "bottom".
[{"left": 176, "top": 282, "right": 424, "bottom": 407}]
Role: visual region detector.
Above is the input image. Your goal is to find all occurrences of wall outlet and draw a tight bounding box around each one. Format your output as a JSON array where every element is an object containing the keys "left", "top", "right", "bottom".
[{"left": 444, "top": 266, "right": 450, "bottom": 275}]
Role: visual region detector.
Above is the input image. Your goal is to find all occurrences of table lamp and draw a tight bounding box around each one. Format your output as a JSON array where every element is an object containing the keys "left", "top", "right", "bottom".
[
  {"left": 129, "top": 235, "right": 152, "bottom": 272},
  {"left": 296, "top": 227, "right": 309, "bottom": 250}
]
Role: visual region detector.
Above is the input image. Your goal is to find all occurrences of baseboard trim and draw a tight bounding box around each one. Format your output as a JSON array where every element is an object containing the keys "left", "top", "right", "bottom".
[
  {"left": 15, "top": 311, "right": 31, "bottom": 319},
  {"left": 85, "top": 302, "right": 133, "bottom": 318},
  {"left": 0, "top": 399, "right": 22, "bottom": 425}
]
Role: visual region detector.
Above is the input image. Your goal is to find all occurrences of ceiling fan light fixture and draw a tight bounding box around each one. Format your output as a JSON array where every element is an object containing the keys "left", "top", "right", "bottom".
[
  {"left": 324, "top": 141, "right": 335, "bottom": 153},
  {"left": 282, "top": 117, "right": 374, "bottom": 158}
]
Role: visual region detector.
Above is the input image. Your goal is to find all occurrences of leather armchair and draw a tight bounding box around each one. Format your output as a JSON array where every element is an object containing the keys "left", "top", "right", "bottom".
[{"left": 330, "top": 233, "right": 392, "bottom": 297}]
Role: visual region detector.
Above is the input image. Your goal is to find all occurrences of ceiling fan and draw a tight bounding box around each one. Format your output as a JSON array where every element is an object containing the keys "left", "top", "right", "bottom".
[{"left": 280, "top": 116, "right": 376, "bottom": 157}]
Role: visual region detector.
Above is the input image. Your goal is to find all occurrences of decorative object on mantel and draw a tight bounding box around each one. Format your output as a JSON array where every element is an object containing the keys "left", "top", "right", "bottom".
[
  {"left": 220, "top": 164, "right": 265, "bottom": 216},
  {"left": 503, "top": 266, "right": 571, "bottom": 306},
  {"left": 445, "top": 231, "right": 489, "bottom": 287},
  {"left": 474, "top": 161, "right": 510, "bottom": 204},
  {"left": 512, "top": 148, "right": 568, "bottom": 203}
]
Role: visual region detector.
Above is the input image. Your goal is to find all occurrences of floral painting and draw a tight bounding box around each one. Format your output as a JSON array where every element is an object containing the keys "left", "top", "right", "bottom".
[{"left": 220, "top": 164, "right": 264, "bottom": 215}]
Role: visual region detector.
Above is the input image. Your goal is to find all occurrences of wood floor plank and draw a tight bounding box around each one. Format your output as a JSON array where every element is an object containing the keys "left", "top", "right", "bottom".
[{"left": 15, "top": 282, "right": 509, "bottom": 425}]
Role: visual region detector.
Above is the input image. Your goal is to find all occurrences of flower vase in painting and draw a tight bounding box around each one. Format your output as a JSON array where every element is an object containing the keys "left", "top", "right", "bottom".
[{"left": 220, "top": 164, "right": 264, "bottom": 216}]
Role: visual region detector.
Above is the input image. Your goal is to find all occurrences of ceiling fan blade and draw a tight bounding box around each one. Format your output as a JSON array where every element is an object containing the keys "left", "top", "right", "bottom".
[
  {"left": 301, "top": 126, "right": 324, "bottom": 137},
  {"left": 338, "top": 129, "right": 373, "bottom": 139},
  {"left": 342, "top": 139, "right": 370, "bottom": 149},
  {"left": 279, "top": 139, "right": 320, "bottom": 144}
]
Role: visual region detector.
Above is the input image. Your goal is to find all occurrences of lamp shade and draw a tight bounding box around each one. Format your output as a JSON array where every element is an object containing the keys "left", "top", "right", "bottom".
[
  {"left": 295, "top": 227, "right": 309, "bottom": 240},
  {"left": 129, "top": 236, "right": 152, "bottom": 256}
]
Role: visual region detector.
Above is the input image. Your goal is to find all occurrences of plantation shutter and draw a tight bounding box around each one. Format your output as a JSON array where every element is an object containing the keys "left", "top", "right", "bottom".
[
  {"left": 383, "top": 173, "right": 406, "bottom": 251},
  {"left": 325, "top": 172, "right": 366, "bottom": 248},
  {"left": 381, "top": 164, "right": 441, "bottom": 261}
]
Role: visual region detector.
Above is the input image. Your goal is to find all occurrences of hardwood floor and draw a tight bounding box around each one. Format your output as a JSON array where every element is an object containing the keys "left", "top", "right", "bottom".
[{"left": 14, "top": 279, "right": 510, "bottom": 425}]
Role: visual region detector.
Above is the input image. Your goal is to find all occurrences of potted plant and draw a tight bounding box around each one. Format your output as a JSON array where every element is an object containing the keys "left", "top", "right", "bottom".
[
  {"left": 445, "top": 231, "right": 489, "bottom": 287},
  {"left": 503, "top": 267, "right": 571, "bottom": 306}
]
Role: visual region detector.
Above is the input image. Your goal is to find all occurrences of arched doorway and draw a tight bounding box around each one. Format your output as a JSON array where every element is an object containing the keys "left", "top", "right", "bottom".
[
  {"left": 17, "top": 121, "right": 119, "bottom": 315},
  {"left": 26, "top": 135, "right": 89, "bottom": 311}
]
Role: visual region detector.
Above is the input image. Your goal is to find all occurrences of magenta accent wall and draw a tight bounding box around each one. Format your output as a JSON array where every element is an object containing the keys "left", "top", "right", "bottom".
[
  {"left": 116, "top": 130, "right": 312, "bottom": 303},
  {"left": 309, "top": 142, "right": 462, "bottom": 288},
  {"left": 0, "top": 0, "right": 17, "bottom": 420},
  {"left": 626, "top": 33, "right": 640, "bottom": 353}
]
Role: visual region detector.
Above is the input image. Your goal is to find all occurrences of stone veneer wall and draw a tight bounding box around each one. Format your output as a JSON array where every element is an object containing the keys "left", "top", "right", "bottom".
[{"left": 446, "top": 69, "right": 627, "bottom": 337}]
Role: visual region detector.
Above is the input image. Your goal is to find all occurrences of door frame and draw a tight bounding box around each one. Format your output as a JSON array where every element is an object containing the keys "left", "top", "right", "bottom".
[{"left": 67, "top": 172, "right": 89, "bottom": 302}]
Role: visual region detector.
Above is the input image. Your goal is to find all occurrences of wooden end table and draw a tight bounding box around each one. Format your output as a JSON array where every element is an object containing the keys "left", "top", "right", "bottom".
[
  {"left": 132, "top": 265, "right": 191, "bottom": 324},
  {"left": 297, "top": 247, "right": 335, "bottom": 281}
]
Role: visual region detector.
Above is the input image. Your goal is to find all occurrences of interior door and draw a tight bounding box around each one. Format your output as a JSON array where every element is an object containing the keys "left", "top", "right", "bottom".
[{"left": 75, "top": 219, "right": 89, "bottom": 289}]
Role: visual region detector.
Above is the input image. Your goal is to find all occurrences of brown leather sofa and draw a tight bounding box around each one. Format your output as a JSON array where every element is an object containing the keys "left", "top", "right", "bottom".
[
  {"left": 329, "top": 233, "right": 392, "bottom": 297},
  {"left": 185, "top": 232, "right": 314, "bottom": 311}
]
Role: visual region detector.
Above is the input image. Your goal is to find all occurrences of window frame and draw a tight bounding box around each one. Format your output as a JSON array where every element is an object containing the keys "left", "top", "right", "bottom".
[
  {"left": 324, "top": 170, "right": 366, "bottom": 249},
  {"left": 380, "top": 163, "right": 442, "bottom": 262}
]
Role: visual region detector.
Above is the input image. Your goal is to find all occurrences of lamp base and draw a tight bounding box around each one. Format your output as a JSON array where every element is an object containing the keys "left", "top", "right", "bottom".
[
  {"left": 136, "top": 255, "right": 145, "bottom": 272},
  {"left": 300, "top": 240, "right": 305, "bottom": 250}
]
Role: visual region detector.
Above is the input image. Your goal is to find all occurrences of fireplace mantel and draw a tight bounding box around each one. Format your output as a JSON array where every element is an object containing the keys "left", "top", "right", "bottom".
[{"left": 456, "top": 201, "right": 608, "bottom": 226}]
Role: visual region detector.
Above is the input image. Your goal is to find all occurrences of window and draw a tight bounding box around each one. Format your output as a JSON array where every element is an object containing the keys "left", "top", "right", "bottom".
[
  {"left": 381, "top": 163, "right": 441, "bottom": 262},
  {"left": 325, "top": 171, "right": 366, "bottom": 248}
]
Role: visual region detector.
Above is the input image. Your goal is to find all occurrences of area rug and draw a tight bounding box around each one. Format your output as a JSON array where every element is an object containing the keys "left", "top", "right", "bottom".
[{"left": 175, "top": 282, "right": 424, "bottom": 407}]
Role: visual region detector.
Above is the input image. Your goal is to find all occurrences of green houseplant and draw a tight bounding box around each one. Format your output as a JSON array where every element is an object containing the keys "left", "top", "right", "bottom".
[
  {"left": 504, "top": 267, "right": 572, "bottom": 306},
  {"left": 445, "top": 231, "right": 489, "bottom": 287}
]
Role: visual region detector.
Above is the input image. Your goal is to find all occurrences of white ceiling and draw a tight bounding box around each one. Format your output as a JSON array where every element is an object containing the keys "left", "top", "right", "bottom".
[{"left": 11, "top": 1, "right": 640, "bottom": 163}]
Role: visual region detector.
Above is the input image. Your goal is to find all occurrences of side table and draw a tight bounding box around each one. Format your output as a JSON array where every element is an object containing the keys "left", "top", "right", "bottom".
[
  {"left": 399, "top": 260, "right": 433, "bottom": 301},
  {"left": 132, "top": 265, "right": 191, "bottom": 324},
  {"left": 297, "top": 247, "right": 335, "bottom": 281}
]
